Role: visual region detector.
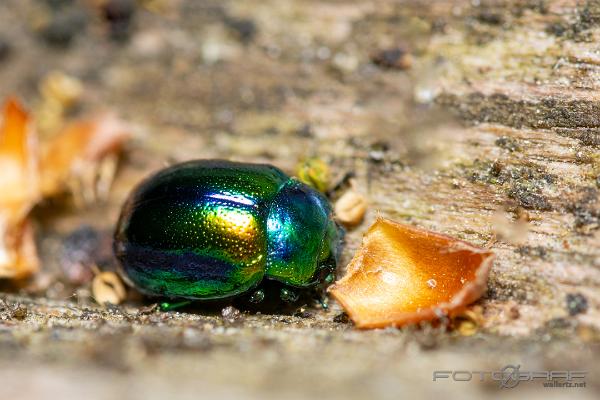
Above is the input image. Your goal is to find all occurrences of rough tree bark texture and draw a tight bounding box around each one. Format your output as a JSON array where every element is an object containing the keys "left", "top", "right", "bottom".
[{"left": 0, "top": 1, "right": 598, "bottom": 399}]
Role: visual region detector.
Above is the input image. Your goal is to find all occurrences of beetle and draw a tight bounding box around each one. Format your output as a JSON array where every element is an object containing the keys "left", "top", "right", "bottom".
[{"left": 113, "top": 159, "right": 342, "bottom": 305}]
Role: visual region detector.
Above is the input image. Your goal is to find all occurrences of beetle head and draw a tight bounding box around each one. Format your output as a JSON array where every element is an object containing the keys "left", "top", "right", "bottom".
[{"left": 265, "top": 179, "right": 342, "bottom": 287}]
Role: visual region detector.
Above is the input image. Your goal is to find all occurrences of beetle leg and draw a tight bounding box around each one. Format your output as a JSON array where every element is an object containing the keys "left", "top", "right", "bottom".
[
  {"left": 315, "top": 292, "right": 329, "bottom": 310},
  {"left": 280, "top": 288, "right": 299, "bottom": 303},
  {"left": 248, "top": 289, "right": 265, "bottom": 303},
  {"left": 159, "top": 300, "right": 192, "bottom": 311}
]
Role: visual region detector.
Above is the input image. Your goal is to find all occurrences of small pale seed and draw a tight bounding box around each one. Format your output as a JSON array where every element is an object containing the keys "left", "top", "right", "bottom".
[
  {"left": 92, "top": 271, "right": 126, "bottom": 305},
  {"left": 334, "top": 190, "right": 367, "bottom": 226}
]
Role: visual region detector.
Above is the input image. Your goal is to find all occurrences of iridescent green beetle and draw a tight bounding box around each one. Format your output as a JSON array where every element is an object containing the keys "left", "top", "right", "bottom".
[{"left": 113, "top": 160, "right": 342, "bottom": 304}]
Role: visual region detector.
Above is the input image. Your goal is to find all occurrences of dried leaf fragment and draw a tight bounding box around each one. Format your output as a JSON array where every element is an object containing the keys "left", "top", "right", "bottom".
[
  {"left": 0, "top": 99, "right": 40, "bottom": 279},
  {"left": 40, "top": 113, "right": 130, "bottom": 202},
  {"left": 0, "top": 98, "right": 40, "bottom": 219},
  {"left": 0, "top": 220, "right": 39, "bottom": 279},
  {"left": 92, "top": 271, "right": 127, "bottom": 305},
  {"left": 328, "top": 218, "right": 494, "bottom": 329},
  {"left": 296, "top": 158, "right": 330, "bottom": 193},
  {"left": 0, "top": 95, "right": 130, "bottom": 281}
]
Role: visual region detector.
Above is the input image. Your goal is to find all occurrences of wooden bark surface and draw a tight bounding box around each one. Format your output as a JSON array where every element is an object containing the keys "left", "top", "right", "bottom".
[{"left": 0, "top": 1, "right": 598, "bottom": 398}]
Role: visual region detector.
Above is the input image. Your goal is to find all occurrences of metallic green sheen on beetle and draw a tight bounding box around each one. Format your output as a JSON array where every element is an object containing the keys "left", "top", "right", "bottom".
[{"left": 113, "top": 160, "right": 342, "bottom": 302}]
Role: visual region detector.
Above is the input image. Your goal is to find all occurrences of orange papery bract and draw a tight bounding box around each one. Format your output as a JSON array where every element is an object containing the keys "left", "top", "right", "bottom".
[
  {"left": 328, "top": 217, "right": 494, "bottom": 329},
  {"left": 0, "top": 99, "right": 40, "bottom": 278}
]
